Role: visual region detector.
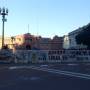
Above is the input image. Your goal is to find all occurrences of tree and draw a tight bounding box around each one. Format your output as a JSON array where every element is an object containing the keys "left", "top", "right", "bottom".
[
  {"left": 75, "top": 23, "right": 90, "bottom": 48},
  {"left": 11, "top": 36, "right": 15, "bottom": 44}
]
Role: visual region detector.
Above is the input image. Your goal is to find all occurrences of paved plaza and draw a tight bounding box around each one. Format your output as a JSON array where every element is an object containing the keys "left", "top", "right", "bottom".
[{"left": 0, "top": 64, "right": 90, "bottom": 90}]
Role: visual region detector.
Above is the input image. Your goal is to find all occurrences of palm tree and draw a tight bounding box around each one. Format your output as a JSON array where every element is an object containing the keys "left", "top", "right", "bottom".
[{"left": 11, "top": 36, "right": 15, "bottom": 47}]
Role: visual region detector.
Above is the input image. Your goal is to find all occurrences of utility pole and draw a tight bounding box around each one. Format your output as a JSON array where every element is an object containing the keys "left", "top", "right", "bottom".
[{"left": 0, "top": 7, "right": 8, "bottom": 49}]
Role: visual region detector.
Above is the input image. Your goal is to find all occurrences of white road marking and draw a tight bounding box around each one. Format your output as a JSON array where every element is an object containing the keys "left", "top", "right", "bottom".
[
  {"left": 28, "top": 66, "right": 90, "bottom": 80},
  {"left": 8, "top": 66, "right": 26, "bottom": 70},
  {"left": 8, "top": 66, "right": 90, "bottom": 80}
]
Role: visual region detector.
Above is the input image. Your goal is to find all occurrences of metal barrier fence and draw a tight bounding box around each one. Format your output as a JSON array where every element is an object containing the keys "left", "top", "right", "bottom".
[{"left": 14, "top": 50, "right": 90, "bottom": 63}]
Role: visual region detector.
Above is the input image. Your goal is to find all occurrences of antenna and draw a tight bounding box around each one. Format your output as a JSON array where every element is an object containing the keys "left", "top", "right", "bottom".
[
  {"left": 28, "top": 24, "right": 29, "bottom": 33},
  {"left": 2, "top": 0, "right": 7, "bottom": 7},
  {"left": 37, "top": 17, "right": 39, "bottom": 36}
]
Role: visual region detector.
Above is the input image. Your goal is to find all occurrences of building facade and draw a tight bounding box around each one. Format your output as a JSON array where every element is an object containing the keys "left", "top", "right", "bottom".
[
  {"left": 0, "top": 36, "right": 12, "bottom": 49},
  {"left": 63, "top": 35, "right": 70, "bottom": 49},
  {"left": 68, "top": 28, "right": 83, "bottom": 48},
  {"left": 68, "top": 26, "right": 88, "bottom": 49},
  {"left": 0, "top": 33, "right": 63, "bottom": 50},
  {"left": 37, "top": 37, "right": 51, "bottom": 50},
  {"left": 14, "top": 33, "right": 37, "bottom": 50},
  {"left": 14, "top": 34, "right": 63, "bottom": 50},
  {"left": 50, "top": 36, "right": 63, "bottom": 50}
]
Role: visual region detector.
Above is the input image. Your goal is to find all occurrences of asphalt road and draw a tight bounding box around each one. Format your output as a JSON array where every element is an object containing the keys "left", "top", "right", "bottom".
[
  {"left": 0, "top": 65, "right": 90, "bottom": 90},
  {"left": 47, "top": 63, "right": 90, "bottom": 74}
]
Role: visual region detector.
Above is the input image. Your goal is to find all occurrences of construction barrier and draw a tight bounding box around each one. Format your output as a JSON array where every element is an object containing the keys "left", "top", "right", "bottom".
[{"left": 14, "top": 50, "right": 90, "bottom": 63}]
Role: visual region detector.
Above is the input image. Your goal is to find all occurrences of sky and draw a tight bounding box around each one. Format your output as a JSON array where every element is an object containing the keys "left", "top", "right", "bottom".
[{"left": 0, "top": 0, "right": 90, "bottom": 38}]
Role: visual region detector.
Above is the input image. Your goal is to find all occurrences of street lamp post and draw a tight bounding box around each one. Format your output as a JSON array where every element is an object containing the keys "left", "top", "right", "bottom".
[{"left": 0, "top": 7, "right": 8, "bottom": 49}]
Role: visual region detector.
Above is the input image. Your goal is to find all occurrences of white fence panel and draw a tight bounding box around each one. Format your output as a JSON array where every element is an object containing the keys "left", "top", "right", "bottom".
[{"left": 14, "top": 50, "right": 90, "bottom": 63}]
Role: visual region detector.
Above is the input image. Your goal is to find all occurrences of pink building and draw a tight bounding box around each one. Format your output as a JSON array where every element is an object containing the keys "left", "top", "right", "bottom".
[
  {"left": 12, "top": 33, "right": 63, "bottom": 50},
  {"left": 14, "top": 33, "right": 37, "bottom": 50},
  {"left": 36, "top": 36, "right": 63, "bottom": 50},
  {"left": 50, "top": 36, "right": 63, "bottom": 50}
]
